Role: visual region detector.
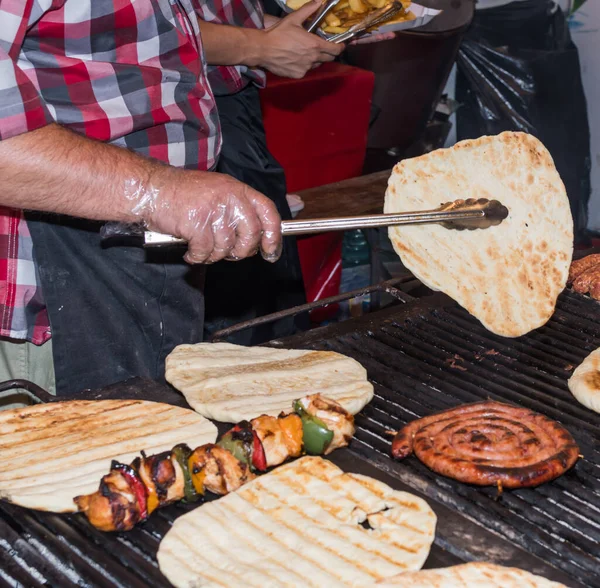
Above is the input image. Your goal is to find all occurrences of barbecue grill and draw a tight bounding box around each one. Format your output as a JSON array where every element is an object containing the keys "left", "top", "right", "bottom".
[{"left": 1, "top": 275, "right": 599, "bottom": 587}]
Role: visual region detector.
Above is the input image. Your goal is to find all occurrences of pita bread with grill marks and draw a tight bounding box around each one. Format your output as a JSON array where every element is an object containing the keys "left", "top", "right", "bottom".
[
  {"left": 568, "top": 347, "right": 600, "bottom": 413},
  {"left": 158, "top": 456, "right": 436, "bottom": 587},
  {"left": 0, "top": 399, "right": 217, "bottom": 512},
  {"left": 384, "top": 132, "right": 573, "bottom": 338},
  {"left": 165, "top": 342, "right": 374, "bottom": 422},
  {"left": 376, "top": 562, "right": 566, "bottom": 587}
]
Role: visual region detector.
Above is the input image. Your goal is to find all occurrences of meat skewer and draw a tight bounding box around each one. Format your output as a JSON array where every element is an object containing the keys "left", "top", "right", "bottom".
[
  {"left": 391, "top": 401, "right": 579, "bottom": 488},
  {"left": 75, "top": 394, "right": 355, "bottom": 532}
]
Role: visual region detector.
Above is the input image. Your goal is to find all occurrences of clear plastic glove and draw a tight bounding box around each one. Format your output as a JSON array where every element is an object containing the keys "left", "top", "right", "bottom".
[
  {"left": 127, "top": 170, "right": 282, "bottom": 265},
  {"left": 260, "top": 1, "right": 343, "bottom": 79}
]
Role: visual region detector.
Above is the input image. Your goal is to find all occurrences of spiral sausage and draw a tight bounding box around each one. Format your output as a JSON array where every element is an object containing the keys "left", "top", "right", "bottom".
[{"left": 391, "top": 401, "right": 579, "bottom": 488}]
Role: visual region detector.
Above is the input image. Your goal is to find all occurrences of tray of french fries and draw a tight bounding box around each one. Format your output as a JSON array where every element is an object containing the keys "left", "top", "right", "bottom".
[{"left": 280, "top": 0, "right": 441, "bottom": 40}]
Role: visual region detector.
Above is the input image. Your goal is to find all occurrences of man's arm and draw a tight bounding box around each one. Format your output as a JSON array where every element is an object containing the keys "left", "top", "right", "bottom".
[
  {"left": 0, "top": 124, "right": 150, "bottom": 223},
  {"left": 199, "top": 1, "right": 343, "bottom": 79},
  {"left": 0, "top": 124, "right": 281, "bottom": 264},
  {"left": 0, "top": 4, "right": 280, "bottom": 264}
]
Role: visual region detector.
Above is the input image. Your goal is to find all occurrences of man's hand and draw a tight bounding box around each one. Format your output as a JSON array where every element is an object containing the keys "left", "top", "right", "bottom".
[
  {"left": 259, "top": 1, "right": 343, "bottom": 78},
  {"left": 145, "top": 170, "right": 282, "bottom": 265}
]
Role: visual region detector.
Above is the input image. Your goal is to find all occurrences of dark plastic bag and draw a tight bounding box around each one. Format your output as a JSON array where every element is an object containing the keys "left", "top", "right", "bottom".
[{"left": 456, "top": 0, "right": 591, "bottom": 242}]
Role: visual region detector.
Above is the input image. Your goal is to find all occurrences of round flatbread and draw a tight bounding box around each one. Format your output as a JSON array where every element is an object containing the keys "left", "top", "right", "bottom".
[
  {"left": 0, "top": 399, "right": 218, "bottom": 512},
  {"left": 376, "top": 562, "right": 566, "bottom": 587},
  {"left": 158, "top": 456, "right": 436, "bottom": 587},
  {"left": 384, "top": 132, "right": 573, "bottom": 337},
  {"left": 568, "top": 347, "right": 600, "bottom": 413},
  {"left": 165, "top": 342, "right": 374, "bottom": 422}
]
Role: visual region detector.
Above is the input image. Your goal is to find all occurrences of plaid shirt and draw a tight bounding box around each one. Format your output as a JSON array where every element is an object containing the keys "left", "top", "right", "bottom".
[
  {"left": 197, "top": 0, "right": 267, "bottom": 96},
  {"left": 0, "top": 0, "right": 221, "bottom": 344}
]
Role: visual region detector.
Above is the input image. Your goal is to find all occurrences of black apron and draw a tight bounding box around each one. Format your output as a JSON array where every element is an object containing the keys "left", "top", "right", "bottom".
[
  {"left": 203, "top": 85, "right": 307, "bottom": 345},
  {"left": 456, "top": 0, "right": 591, "bottom": 242},
  {"left": 26, "top": 214, "right": 205, "bottom": 396}
]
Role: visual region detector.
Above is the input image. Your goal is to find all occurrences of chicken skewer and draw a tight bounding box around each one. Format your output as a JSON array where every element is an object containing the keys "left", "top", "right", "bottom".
[{"left": 75, "top": 394, "right": 355, "bottom": 532}]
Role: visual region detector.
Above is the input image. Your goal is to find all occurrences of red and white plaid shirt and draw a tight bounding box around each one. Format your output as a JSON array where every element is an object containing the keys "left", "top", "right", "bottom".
[
  {"left": 197, "top": 0, "right": 267, "bottom": 96},
  {"left": 0, "top": 0, "right": 224, "bottom": 344}
]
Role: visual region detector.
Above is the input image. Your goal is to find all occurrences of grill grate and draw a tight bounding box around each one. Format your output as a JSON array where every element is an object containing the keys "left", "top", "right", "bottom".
[
  {"left": 0, "top": 379, "right": 464, "bottom": 587},
  {"left": 0, "top": 444, "right": 465, "bottom": 588},
  {"left": 300, "top": 290, "right": 600, "bottom": 587},
  {"left": 2, "top": 291, "right": 599, "bottom": 586}
]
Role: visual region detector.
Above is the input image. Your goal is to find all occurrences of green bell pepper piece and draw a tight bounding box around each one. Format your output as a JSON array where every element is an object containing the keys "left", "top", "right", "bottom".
[
  {"left": 172, "top": 444, "right": 199, "bottom": 503},
  {"left": 294, "top": 400, "right": 334, "bottom": 455},
  {"left": 217, "top": 431, "right": 252, "bottom": 466}
]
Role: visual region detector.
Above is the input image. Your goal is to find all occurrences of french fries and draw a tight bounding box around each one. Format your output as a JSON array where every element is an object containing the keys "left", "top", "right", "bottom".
[
  {"left": 324, "top": 12, "right": 342, "bottom": 26},
  {"left": 287, "top": 0, "right": 312, "bottom": 10},
  {"left": 284, "top": 0, "right": 413, "bottom": 35},
  {"left": 349, "top": 0, "right": 368, "bottom": 13}
]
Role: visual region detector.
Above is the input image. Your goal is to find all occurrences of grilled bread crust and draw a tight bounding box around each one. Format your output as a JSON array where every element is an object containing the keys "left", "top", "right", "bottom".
[
  {"left": 0, "top": 399, "right": 217, "bottom": 512},
  {"left": 165, "top": 342, "right": 374, "bottom": 422},
  {"left": 385, "top": 132, "right": 573, "bottom": 337},
  {"left": 158, "top": 456, "right": 436, "bottom": 587}
]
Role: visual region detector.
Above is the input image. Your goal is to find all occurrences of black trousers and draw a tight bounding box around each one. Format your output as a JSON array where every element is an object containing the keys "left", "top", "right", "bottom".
[
  {"left": 26, "top": 215, "right": 205, "bottom": 396},
  {"left": 203, "top": 85, "right": 307, "bottom": 345}
]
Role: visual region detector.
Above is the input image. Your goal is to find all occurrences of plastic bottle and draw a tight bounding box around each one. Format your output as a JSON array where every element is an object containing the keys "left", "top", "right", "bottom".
[{"left": 342, "top": 230, "right": 370, "bottom": 268}]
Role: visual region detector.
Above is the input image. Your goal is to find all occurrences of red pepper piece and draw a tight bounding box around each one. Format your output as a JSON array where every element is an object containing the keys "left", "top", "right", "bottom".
[
  {"left": 114, "top": 463, "right": 148, "bottom": 521},
  {"left": 252, "top": 431, "right": 267, "bottom": 472}
]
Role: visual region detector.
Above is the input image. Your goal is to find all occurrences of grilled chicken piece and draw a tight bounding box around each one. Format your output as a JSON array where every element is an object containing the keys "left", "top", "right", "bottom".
[
  {"left": 297, "top": 394, "right": 355, "bottom": 454},
  {"left": 74, "top": 470, "right": 141, "bottom": 532},
  {"left": 189, "top": 444, "right": 255, "bottom": 495},
  {"left": 136, "top": 452, "right": 184, "bottom": 513},
  {"left": 251, "top": 414, "right": 303, "bottom": 468}
]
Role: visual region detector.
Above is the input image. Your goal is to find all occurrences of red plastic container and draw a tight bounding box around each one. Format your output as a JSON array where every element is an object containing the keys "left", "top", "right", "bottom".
[{"left": 260, "top": 63, "right": 375, "bottom": 320}]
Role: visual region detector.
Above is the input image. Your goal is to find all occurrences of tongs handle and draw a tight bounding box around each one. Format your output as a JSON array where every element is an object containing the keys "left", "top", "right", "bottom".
[{"left": 143, "top": 199, "right": 508, "bottom": 246}]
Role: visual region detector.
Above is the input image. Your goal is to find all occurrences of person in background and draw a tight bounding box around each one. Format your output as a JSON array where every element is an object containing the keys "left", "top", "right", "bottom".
[{"left": 456, "top": 0, "right": 590, "bottom": 242}]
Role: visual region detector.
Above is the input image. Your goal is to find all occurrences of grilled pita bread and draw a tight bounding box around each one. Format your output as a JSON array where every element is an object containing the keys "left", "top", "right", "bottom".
[
  {"left": 568, "top": 347, "right": 600, "bottom": 413},
  {"left": 0, "top": 399, "right": 217, "bottom": 512},
  {"left": 158, "top": 456, "right": 436, "bottom": 587},
  {"left": 165, "top": 342, "right": 374, "bottom": 422},
  {"left": 384, "top": 132, "right": 573, "bottom": 337},
  {"left": 376, "top": 562, "right": 566, "bottom": 587}
]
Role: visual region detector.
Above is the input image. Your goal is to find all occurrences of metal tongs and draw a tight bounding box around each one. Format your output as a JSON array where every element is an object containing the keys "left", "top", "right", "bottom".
[
  {"left": 327, "top": 1, "right": 406, "bottom": 44},
  {"left": 144, "top": 198, "right": 509, "bottom": 247},
  {"left": 305, "top": 0, "right": 343, "bottom": 33}
]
